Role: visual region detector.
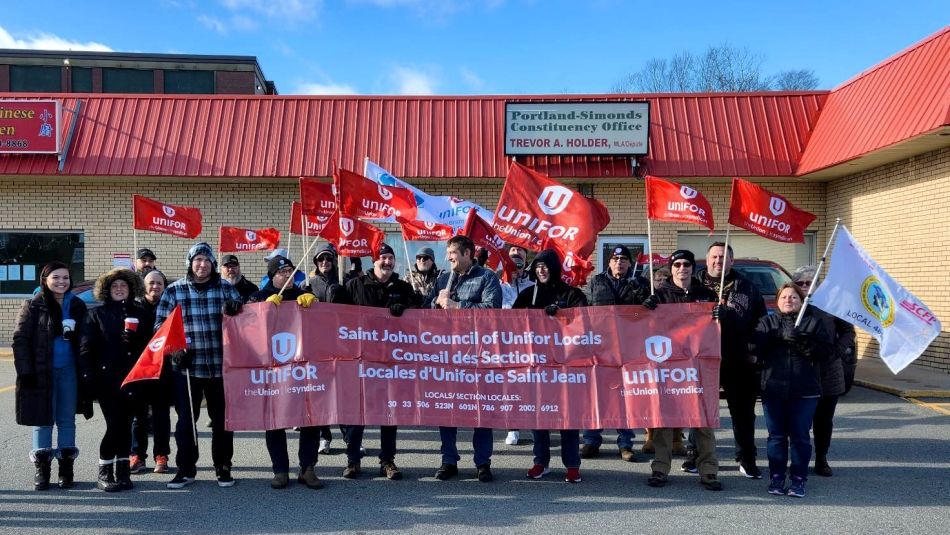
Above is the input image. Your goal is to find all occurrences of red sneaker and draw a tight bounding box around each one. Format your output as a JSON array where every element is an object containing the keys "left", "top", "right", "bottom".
[
  {"left": 153, "top": 455, "right": 169, "bottom": 474},
  {"left": 129, "top": 455, "right": 146, "bottom": 474},
  {"left": 565, "top": 468, "right": 582, "bottom": 483},
  {"left": 526, "top": 464, "right": 550, "bottom": 479}
]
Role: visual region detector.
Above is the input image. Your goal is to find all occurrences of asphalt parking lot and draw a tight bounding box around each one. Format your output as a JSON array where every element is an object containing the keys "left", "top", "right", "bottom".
[{"left": 1, "top": 356, "right": 948, "bottom": 535}]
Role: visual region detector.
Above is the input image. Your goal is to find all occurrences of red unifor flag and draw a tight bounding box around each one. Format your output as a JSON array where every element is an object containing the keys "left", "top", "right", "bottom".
[
  {"left": 219, "top": 226, "right": 281, "bottom": 253},
  {"left": 493, "top": 162, "right": 609, "bottom": 259},
  {"left": 336, "top": 168, "right": 418, "bottom": 222},
  {"left": 727, "top": 178, "right": 816, "bottom": 243},
  {"left": 559, "top": 250, "right": 595, "bottom": 287},
  {"left": 132, "top": 195, "right": 202, "bottom": 239},
  {"left": 401, "top": 219, "right": 454, "bottom": 242},
  {"left": 319, "top": 210, "right": 386, "bottom": 257},
  {"left": 461, "top": 208, "right": 519, "bottom": 281},
  {"left": 290, "top": 202, "right": 331, "bottom": 236},
  {"left": 637, "top": 252, "right": 670, "bottom": 265},
  {"left": 299, "top": 177, "right": 337, "bottom": 217},
  {"left": 645, "top": 176, "right": 715, "bottom": 232},
  {"left": 122, "top": 305, "right": 186, "bottom": 388}
]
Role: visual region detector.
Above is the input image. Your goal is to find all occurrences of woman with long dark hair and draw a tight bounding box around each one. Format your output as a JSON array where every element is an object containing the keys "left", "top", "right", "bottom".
[
  {"left": 80, "top": 268, "right": 151, "bottom": 492},
  {"left": 13, "top": 261, "right": 92, "bottom": 490}
]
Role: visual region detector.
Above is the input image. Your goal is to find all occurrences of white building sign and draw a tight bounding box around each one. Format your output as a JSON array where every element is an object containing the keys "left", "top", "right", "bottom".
[{"left": 505, "top": 102, "right": 649, "bottom": 156}]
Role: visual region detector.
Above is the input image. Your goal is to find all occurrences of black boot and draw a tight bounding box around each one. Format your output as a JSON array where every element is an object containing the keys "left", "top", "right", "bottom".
[
  {"left": 58, "top": 448, "right": 79, "bottom": 489},
  {"left": 814, "top": 455, "right": 833, "bottom": 477},
  {"left": 115, "top": 458, "right": 134, "bottom": 491},
  {"left": 97, "top": 462, "right": 120, "bottom": 492},
  {"left": 33, "top": 450, "right": 53, "bottom": 491}
]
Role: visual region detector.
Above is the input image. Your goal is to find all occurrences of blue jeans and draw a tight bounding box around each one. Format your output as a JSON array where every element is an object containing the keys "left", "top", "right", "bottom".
[
  {"left": 582, "top": 429, "right": 635, "bottom": 449},
  {"left": 32, "top": 363, "right": 78, "bottom": 455},
  {"left": 439, "top": 427, "right": 493, "bottom": 466},
  {"left": 532, "top": 430, "right": 580, "bottom": 469},
  {"left": 762, "top": 396, "right": 819, "bottom": 480}
]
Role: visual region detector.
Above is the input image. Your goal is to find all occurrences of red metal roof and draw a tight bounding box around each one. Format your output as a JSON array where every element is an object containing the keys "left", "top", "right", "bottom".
[
  {"left": 796, "top": 27, "right": 950, "bottom": 175},
  {"left": 0, "top": 92, "right": 825, "bottom": 179}
]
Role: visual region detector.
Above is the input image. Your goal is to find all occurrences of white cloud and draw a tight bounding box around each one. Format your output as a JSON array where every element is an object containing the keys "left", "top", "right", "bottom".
[
  {"left": 349, "top": 0, "right": 503, "bottom": 20},
  {"left": 293, "top": 82, "right": 359, "bottom": 95},
  {"left": 459, "top": 67, "right": 484, "bottom": 90},
  {"left": 390, "top": 66, "right": 438, "bottom": 95},
  {"left": 0, "top": 25, "right": 112, "bottom": 51},
  {"left": 220, "top": 0, "right": 320, "bottom": 21},
  {"left": 197, "top": 15, "right": 229, "bottom": 33}
]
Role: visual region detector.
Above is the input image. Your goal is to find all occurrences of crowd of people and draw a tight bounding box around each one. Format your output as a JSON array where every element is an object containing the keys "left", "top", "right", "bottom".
[{"left": 13, "top": 236, "right": 855, "bottom": 498}]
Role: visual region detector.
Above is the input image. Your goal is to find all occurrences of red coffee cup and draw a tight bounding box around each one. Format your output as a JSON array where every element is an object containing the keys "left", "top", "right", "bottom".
[{"left": 124, "top": 317, "right": 139, "bottom": 332}]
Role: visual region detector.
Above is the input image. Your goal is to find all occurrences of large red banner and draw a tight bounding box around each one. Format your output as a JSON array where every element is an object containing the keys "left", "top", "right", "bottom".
[
  {"left": 132, "top": 195, "right": 203, "bottom": 239},
  {"left": 645, "top": 175, "right": 715, "bottom": 232},
  {"left": 219, "top": 226, "right": 281, "bottom": 252},
  {"left": 319, "top": 210, "right": 386, "bottom": 257},
  {"left": 223, "top": 303, "right": 721, "bottom": 431},
  {"left": 461, "top": 209, "right": 519, "bottom": 281},
  {"left": 336, "top": 168, "right": 418, "bottom": 222},
  {"left": 493, "top": 162, "right": 610, "bottom": 259},
  {"left": 728, "top": 178, "right": 815, "bottom": 243},
  {"left": 0, "top": 99, "right": 61, "bottom": 153},
  {"left": 299, "top": 178, "right": 337, "bottom": 217}
]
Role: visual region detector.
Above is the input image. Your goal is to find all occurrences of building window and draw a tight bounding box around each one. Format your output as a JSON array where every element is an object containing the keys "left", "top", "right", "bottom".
[
  {"left": 0, "top": 231, "right": 84, "bottom": 296},
  {"left": 163, "top": 70, "right": 214, "bottom": 94},
  {"left": 70, "top": 67, "right": 93, "bottom": 92},
  {"left": 596, "top": 236, "right": 648, "bottom": 273},
  {"left": 9, "top": 66, "right": 62, "bottom": 92},
  {"left": 102, "top": 68, "right": 154, "bottom": 93}
]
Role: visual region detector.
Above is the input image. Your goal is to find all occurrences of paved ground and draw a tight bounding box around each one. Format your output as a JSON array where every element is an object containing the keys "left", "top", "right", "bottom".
[{"left": 1, "top": 356, "right": 948, "bottom": 535}]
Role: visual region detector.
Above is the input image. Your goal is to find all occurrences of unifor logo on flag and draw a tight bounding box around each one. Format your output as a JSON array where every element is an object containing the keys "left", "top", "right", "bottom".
[
  {"left": 318, "top": 210, "right": 385, "bottom": 258},
  {"left": 808, "top": 226, "right": 942, "bottom": 374},
  {"left": 290, "top": 202, "right": 330, "bottom": 236},
  {"left": 339, "top": 217, "right": 355, "bottom": 236},
  {"left": 122, "top": 305, "right": 186, "bottom": 388},
  {"left": 460, "top": 208, "right": 518, "bottom": 278},
  {"left": 336, "top": 168, "right": 418, "bottom": 222},
  {"left": 494, "top": 162, "right": 610, "bottom": 258},
  {"left": 219, "top": 226, "right": 280, "bottom": 253},
  {"left": 644, "top": 335, "right": 673, "bottom": 363},
  {"left": 645, "top": 176, "right": 715, "bottom": 232},
  {"left": 727, "top": 178, "right": 815, "bottom": 243},
  {"left": 132, "top": 195, "right": 203, "bottom": 239},
  {"left": 559, "top": 250, "right": 595, "bottom": 287},
  {"left": 299, "top": 178, "right": 337, "bottom": 217},
  {"left": 364, "top": 159, "right": 494, "bottom": 229},
  {"left": 401, "top": 219, "right": 454, "bottom": 242}
]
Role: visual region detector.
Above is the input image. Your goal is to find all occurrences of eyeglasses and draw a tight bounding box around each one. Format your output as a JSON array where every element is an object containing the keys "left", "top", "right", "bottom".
[
  {"left": 795, "top": 280, "right": 812, "bottom": 287},
  {"left": 276, "top": 267, "right": 294, "bottom": 274},
  {"left": 316, "top": 257, "right": 333, "bottom": 263},
  {"left": 416, "top": 256, "right": 432, "bottom": 262},
  {"left": 671, "top": 261, "right": 692, "bottom": 268}
]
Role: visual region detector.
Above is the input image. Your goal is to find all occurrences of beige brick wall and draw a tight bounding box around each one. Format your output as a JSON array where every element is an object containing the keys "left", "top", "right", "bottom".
[{"left": 826, "top": 147, "right": 950, "bottom": 372}]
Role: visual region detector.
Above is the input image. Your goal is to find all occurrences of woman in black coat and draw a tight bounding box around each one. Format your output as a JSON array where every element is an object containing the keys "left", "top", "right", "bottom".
[
  {"left": 80, "top": 268, "right": 151, "bottom": 492},
  {"left": 749, "top": 282, "right": 832, "bottom": 499},
  {"left": 13, "top": 261, "right": 92, "bottom": 490}
]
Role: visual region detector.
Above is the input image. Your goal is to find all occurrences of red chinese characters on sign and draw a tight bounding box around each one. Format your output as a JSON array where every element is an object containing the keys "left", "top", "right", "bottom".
[
  {"left": 0, "top": 100, "right": 61, "bottom": 153},
  {"left": 223, "top": 303, "right": 721, "bottom": 431}
]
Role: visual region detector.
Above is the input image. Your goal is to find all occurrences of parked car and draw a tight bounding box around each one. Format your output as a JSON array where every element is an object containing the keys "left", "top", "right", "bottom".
[
  {"left": 693, "top": 258, "right": 793, "bottom": 314},
  {"left": 71, "top": 279, "right": 102, "bottom": 309}
]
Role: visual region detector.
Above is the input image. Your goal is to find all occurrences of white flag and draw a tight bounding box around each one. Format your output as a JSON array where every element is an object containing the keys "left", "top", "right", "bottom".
[
  {"left": 364, "top": 159, "right": 493, "bottom": 230},
  {"left": 809, "top": 226, "right": 941, "bottom": 374}
]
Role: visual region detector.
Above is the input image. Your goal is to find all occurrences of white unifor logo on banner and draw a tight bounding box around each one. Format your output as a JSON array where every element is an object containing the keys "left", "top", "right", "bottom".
[
  {"left": 339, "top": 217, "right": 355, "bottom": 236},
  {"left": 769, "top": 197, "right": 787, "bottom": 217},
  {"left": 245, "top": 230, "right": 257, "bottom": 242},
  {"left": 644, "top": 335, "right": 673, "bottom": 363},
  {"left": 679, "top": 186, "right": 698, "bottom": 199},
  {"left": 148, "top": 336, "right": 167, "bottom": 352},
  {"left": 537, "top": 185, "right": 573, "bottom": 216},
  {"left": 424, "top": 221, "right": 436, "bottom": 230},
  {"left": 378, "top": 185, "right": 393, "bottom": 201},
  {"left": 163, "top": 205, "right": 176, "bottom": 217},
  {"left": 271, "top": 332, "right": 297, "bottom": 364}
]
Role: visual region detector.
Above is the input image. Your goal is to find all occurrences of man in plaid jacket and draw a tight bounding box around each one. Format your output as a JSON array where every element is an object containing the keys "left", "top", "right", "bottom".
[{"left": 154, "top": 242, "right": 242, "bottom": 489}]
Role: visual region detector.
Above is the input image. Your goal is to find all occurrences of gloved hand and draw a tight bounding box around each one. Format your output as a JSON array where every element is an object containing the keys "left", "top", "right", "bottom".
[
  {"left": 223, "top": 299, "right": 243, "bottom": 316},
  {"left": 296, "top": 293, "right": 317, "bottom": 308},
  {"left": 389, "top": 303, "right": 406, "bottom": 317},
  {"left": 642, "top": 295, "right": 659, "bottom": 310},
  {"left": 18, "top": 373, "right": 38, "bottom": 388},
  {"left": 265, "top": 294, "right": 283, "bottom": 306},
  {"left": 544, "top": 304, "right": 559, "bottom": 316},
  {"left": 170, "top": 349, "right": 193, "bottom": 370},
  {"left": 712, "top": 304, "right": 726, "bottom": 321}
]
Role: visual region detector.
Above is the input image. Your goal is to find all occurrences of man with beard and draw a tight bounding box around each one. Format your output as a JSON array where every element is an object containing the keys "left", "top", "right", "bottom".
[
  {"left": 134, "top": 248, "right": 156, "bottom": 276},
  {"left": 408, "top": 247, "right": 440, "bottom": 304},
  {"left": 220, "top": 255, "right": 258, "bottom": 302}
]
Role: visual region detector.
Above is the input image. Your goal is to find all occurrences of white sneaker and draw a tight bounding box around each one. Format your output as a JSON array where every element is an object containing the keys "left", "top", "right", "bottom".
[
  {"left": 318, "top": 439, "right": 331, "bottom": 454},
  {"left": 505, "top": 431, "right": 520, "bottom": 445}
]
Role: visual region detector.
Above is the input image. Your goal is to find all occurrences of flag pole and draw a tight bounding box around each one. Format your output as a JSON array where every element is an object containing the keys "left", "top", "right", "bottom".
[
  {"left": 278, "top": 235, "right": 321, "bottom": 299},
  {"left": 185, "top": 369, "right": 198, "bottom": 447},
  {"left": 718, "top": 225, "right": 731, "bottom": 303},
  {"left": 300, "top": 210, "right": 307, "bottom": 268},
  {"left": 647, "top": 217, "right": 655, "bottom": 296},
  {"left": 795, "top": 217, "right": 842, "bottom": 327},
  {"left": 403, "top": 236, "right": 420, "bottom": 294}
]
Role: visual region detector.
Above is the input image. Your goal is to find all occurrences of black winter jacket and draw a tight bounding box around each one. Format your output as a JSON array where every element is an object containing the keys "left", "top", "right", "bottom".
[
  {"left": 345, "top": 271, "right": 418, "bottom": 309},
  {"left": 231, "top": 276, "right": 259, "bottom": 302},
  {"left": 13, "top": 294, "right": 93, "bottom": 426},
  {"left": 306, "top": 271, "right": 348, "bottom": 304},
  {"left": 812, "top": 308, "right": 856, "bottom": 397},
  {"left": 512, "top": 250, "right": 588, "bottom": 310},
  {"left": 749, "top": 310, "right": 833, "bottom": 399},
  {"left": 588, "top": 271, "right": 650, "bottom": 306},
  {"left": 654, "top": 279, "right": 718, "bottom": 304},
  {"left": 80, "top": 299, "right": 152, "bottom": 392},
  {"left": 248, "top": 282, "right": 309, "bottom": 304}
]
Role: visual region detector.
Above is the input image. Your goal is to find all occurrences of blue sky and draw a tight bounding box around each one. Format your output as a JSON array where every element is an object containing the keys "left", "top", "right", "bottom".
[{"left": 2, "top": 1, "right": 946, "bottom": 95}]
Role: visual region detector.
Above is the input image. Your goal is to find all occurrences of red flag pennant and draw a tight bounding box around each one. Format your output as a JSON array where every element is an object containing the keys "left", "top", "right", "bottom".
[
  {"left": 400, "top": 219, "right": 455, "bottom": 242},
  {"left": 319, "top": 210, "right": 386, "bottom": 257},
  {"left": 636, "top": 252, "right": 670, "bottom": 265},
  {"left": 336, "top": 168, "right": 418, "bottom": 222},
  {"left": 493, "top": 162, "right": 609, "bottom": 259},
  {"left": 122, "top": 305, "right": 186, "bottom": 388},
  {"left": 299, "top": 177, "right": 337, "bottom": 217},
  {"left": 645, "top": 176, "right": 715, "bottom": 233},
  {"left": 727, "top": 178, "right": 816, "bottom": 243},
  {"left": 461, "top": 209, "right": 518, "bottom": 277},
  {"left": 290, "top": 202, "right": 331, "bottom": 236},
  {"left": 560, "top": 251, "right": 595, "bottom": 287},
  {"left": 132, "top": 195, "right": 202, "bottom": 239},
  {"left": 219, "top": 226, "right": 281, "bottom": 253}
]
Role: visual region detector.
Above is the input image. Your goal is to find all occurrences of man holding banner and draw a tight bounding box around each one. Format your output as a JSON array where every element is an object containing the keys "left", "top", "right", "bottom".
[{"left": 429, "top": 235, "right": 503, "bottom": 482}]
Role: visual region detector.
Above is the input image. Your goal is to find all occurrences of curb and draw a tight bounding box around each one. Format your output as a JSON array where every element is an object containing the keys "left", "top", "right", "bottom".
[{"left": 854, "top": 378, "right": 950, "bottom": 399}]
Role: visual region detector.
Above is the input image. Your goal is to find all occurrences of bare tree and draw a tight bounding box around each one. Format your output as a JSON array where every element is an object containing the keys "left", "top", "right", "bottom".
[{"left": 613, "top": 44, "right": 819, "bottom": 93}]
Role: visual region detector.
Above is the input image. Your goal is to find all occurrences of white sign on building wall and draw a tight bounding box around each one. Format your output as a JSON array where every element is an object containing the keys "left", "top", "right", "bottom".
[{"left": 505, "top": 102, "right": 650, "bottom": 156}]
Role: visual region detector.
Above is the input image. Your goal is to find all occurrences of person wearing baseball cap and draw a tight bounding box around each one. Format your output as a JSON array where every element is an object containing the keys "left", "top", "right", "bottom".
[
  {"left": 135, "top": 248, "right": 157, "bottom": 276},
  {"left": 408, "top": 247, "right": 440, "bottom": 302},
  {"left": 341, "top": 243, "right": 418, "bottom": 481},
  {"left": 219, "top": 255, "right": 258, "bottom": 302},
  {"left": 582, "top": 244, "right": 651, "bottom": 463}
]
